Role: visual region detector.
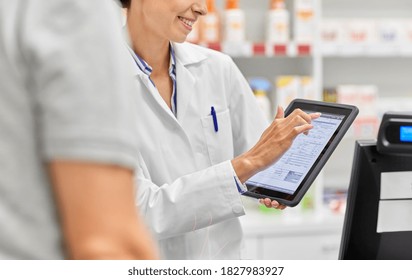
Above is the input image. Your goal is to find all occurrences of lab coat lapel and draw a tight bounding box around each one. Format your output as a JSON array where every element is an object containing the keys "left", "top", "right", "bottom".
[
  {"left": 126, "top": 42, "right": 178, "bottom": 122},
  {"left": 175, "top": 60, "right": 196, "bottom": 121},
  {"left": 136, "top": 72, "right": 177, "bottom": 121},
  {"left": 173, "top": 42, "right": 207, "bottom": 121}
]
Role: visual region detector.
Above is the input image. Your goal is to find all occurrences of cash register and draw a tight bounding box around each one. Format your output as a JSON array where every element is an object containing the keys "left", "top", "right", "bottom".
[{"left": 339, "top": 112, "right": 412, "bottom": 259}]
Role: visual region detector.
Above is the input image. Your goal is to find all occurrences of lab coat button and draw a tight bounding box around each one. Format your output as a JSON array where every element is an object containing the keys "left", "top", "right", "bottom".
[{"left": 232, "top": 204, "right": 243, "bottom": 214}]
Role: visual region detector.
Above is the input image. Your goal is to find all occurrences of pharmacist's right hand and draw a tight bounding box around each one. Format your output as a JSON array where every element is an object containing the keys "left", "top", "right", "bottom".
[{"left": 231, "top": 106, "right": 320, "bottom": 183}]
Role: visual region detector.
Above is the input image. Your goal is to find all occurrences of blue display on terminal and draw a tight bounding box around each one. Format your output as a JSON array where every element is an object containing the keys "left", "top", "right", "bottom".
[{"left": 400, "top": 126, "right": 412, "bottom": 142}]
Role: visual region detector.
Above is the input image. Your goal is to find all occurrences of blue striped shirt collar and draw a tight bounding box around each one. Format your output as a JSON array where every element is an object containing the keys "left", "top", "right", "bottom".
[
  {"left": 134, "top": 53, "right": 152, "bottom": 76},
  {"left": 169, "top": 45, "right": 177, "bottom": 115},
  {"left": 129, "top": 43, "right": 178, "bottom": 116},
  {"left": 130, "top": 44, "right": 176, "bottom": 78},
  {"left": 169, "top": 45, "right": 176, "bottom": 77}
]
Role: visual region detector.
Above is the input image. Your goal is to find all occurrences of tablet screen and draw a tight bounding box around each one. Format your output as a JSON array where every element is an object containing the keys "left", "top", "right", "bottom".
[
  {"left": 244, "top": 99, "right": 358, "bottom": 206},
  {"left": 247, "top": 111, "right": 345, "bottom": 195}
]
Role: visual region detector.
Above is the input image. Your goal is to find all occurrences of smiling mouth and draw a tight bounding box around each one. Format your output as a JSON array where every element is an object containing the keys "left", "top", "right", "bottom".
[{"left": 178, "top": 16, "right": 195, "bottom": 28}]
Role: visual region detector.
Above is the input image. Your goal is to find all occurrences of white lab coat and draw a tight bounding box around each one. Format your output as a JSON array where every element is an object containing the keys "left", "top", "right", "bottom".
[{"left": 131, "top": 42, "right": 268, "bottom": 259}]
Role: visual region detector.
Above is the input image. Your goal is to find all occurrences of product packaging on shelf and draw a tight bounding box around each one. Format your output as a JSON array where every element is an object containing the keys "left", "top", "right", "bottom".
[
  {"left": 300, "top": 76, "right": 315, "bottom": 100},
  {"left": 221, "top": 0, "right": 247, "bottom": 56},
  {"left": 223, "top": 0, "right": 245, "bottom": 43},
  {"left": 371, "top": 19, "right": 403, "bottom": 55},
  {"left": 248, "top": 77, "right": 272, "bottom": 121},
  {"left": 266, "top": 0, "right": 290, "bottom": 45},
  {"left": 320, "top": 18, "right": 344, "bottom": 55},
  {"left": 294, "top": 0, "right": 315, "bottom": 44},
  {"left": 323, "top": 88, "right": 338, "bottom": 103},
  {"left": 320, "top": 18, "right": 412, "bottom": 56},
  {"left": 275, "top": 76, "right": 301, "bottom": 109},
  {"left": 336, "top": 84, "right": 379, "bottom": 139},
  {"left": 275, "top": 76, "right": 315, "bottom": 109},
  {"left": 402, "top": 19, "right": 412, "bottom": 54},
  {"left": 342, "top": 19, "right": 376, "bottom": 55},
  {"left": 200, "top": 0, "right": 221, "bottom": 44},
  {"left": 377, "top": 19, "right": 403, "bottom": 44}
]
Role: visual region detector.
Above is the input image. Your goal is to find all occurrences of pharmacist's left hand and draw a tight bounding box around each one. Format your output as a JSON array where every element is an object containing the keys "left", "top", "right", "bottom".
[{"left": 259, "top": 198, "right": 287, "bottom": 210}]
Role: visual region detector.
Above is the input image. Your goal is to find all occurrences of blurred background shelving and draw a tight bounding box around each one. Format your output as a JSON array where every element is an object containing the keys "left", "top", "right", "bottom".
[{"left": 191, "top": 0, "right": 412, "bottom": 259}]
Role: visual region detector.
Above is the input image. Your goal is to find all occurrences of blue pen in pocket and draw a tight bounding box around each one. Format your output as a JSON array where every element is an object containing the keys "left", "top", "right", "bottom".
[{"left": 211, "top": 106, "right": 218, "bottom": 132}]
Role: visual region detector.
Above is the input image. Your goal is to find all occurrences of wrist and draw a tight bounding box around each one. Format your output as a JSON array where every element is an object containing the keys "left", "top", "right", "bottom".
[{"left": 231, "top": 153, "right": 261, "bottom": 184}]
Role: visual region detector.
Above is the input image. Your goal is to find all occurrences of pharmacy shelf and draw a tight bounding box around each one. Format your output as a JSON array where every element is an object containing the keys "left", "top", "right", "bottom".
[
  {"left": 232, "top": 56, "right": 314, "bottom": 113},
  {"left": 323, "top": 57, "right": 412, "bottom": 98},
  {"left": 203, "top": 42, "right": 313, "bottom": 57},
  {"left": 206, "top": 0, "right": 412, "bottom": 259},
  {"left": 322, "top": 45, "right": 412, "bottom": 57},
  {"left": 240, "top": 207, "right": 344, "bottom": 259},
  {"left": 227, "top": 0, "right": 412, "bottom": 180},
  {"left": 211, "top": 0, "right": 412, "bottom": 191},
  {"left": 206, "top": 41, "right": 412, "bottom": 58},
  {"left": 322, "top": 0, "right": 412, "bottom": 18},
  {"left": 215, "top": 0, "right": 297, "bottom": 43},
  {"left": 321, "top": 0, "right": 412, "bottom": 191}
]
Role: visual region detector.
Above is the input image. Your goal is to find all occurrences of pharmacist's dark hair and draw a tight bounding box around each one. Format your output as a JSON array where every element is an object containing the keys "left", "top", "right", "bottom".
[{"left": 118, "top": 0, "right": 131, "bottom": 8}]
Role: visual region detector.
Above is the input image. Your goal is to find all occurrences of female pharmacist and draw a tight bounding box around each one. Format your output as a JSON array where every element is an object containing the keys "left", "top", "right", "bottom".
[{"left": 119, "top": 0, "right": 318, "bottom": 259}]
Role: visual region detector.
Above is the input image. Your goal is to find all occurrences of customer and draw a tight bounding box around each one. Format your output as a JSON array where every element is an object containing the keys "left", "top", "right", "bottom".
[
  {"left": 120, "top": 0, "right": 319, "bottom": 259},
  {"left": 0, "top": 0, "right": 157, "bottom": 259}
]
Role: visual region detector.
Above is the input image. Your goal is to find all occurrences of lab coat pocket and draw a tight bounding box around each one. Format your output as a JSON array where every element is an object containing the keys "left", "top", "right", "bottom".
[{"left": 201, "top": 109, "right": 234, "bottom": 164}]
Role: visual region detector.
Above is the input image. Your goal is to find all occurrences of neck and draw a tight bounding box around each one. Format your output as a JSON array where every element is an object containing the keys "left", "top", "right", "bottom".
[{"left": 127, "top": 14, "right": 170, "bottom": 76}]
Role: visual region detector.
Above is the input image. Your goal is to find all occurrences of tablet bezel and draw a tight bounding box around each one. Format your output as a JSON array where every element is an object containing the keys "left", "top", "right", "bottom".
[{"left": 244, "top": 99, "right": 359, "bottom": 207}]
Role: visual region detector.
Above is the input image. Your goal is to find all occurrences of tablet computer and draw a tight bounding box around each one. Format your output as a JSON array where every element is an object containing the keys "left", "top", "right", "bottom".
[{"left": 244, "top": 99, "right": 359, "bottom": 207}]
